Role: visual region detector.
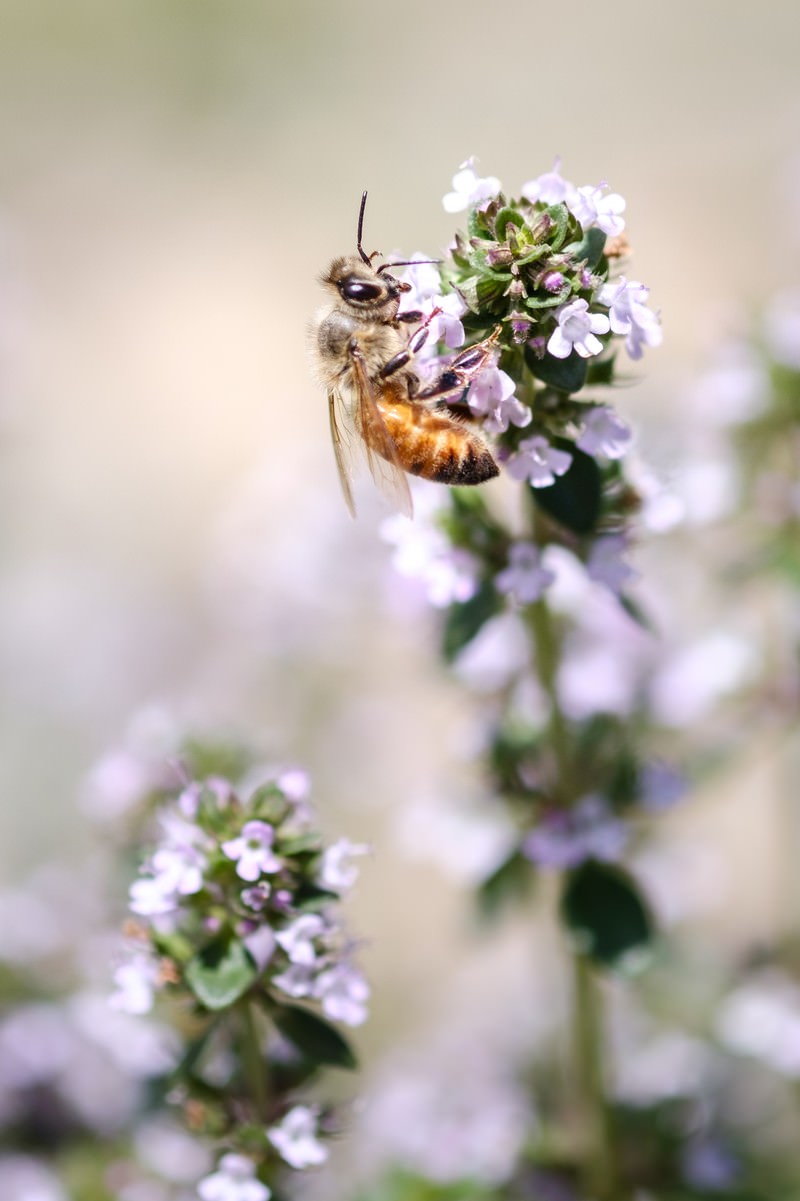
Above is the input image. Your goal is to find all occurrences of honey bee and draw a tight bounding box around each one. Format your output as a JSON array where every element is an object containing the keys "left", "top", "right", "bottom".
[{"left": 313, "top": 192, "right": 500, "bottom": 517}]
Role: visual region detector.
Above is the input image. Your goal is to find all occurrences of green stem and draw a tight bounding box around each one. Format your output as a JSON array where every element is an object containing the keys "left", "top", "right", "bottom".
[
  {"left": 573, "top": 954, "right": 618, "bottom": 1199},
  {"left": 240, "top": 1001, "right": 269, "bottom": 1120}
]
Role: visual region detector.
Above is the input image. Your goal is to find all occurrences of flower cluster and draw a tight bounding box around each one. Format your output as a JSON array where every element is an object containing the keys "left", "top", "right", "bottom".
[
  {"left": 111, "top": 757, "right": 369, "bottom": 1197},
  {"left": 403, "top": 158, "right": 661, "bottom": 491}
]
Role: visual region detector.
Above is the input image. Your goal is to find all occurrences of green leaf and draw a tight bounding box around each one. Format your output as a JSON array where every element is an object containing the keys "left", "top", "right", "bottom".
[
  {"left": 467, "top": 206, "right": 491, "bottom": 240},
  {"left": 272, "top": 1003, "right": 357, "bottom": 1069},
  {"left": 279, "top": 832, "right": 323, "bottom": 857},
  {"left": 530, "top": 443, "right": 602, "bottom": 535},
  {"left": 565, "top": 225, "right": 607, "bottom": 269},
  {"left": 523, "top": 288, "right": 571, "bottom": 311},
  {"left": 456, "top": 273, "right": 507, "bottom": 314},
  {"left": 477, "top": 850, "right": 534, "bottom": 921},
  {"left": 185, "top": 936, "right": 258, "bottom": 1010},
  {"left": 586, "top": 353, "right": 617, "bottom": 385},
  {"left": 292, "top": 883, "right": 339, "bottom": 912},
  {"left": 494, "top": 205, "right": 523, "bottom": 242},
  {"left": 441, "top": 579, "right": 503, "bottom": 663},
  {"left": 543, "top": 202, "right": 570, "bottom": 250},
  {"left": 560, "top": 861, "right": 654, "bottom": 968},
  {"left": 526, "top": 347, "right": 588, "bottom": 393},
  {"left": 249, "top": 785, "right": 291, "bottom": 825}
]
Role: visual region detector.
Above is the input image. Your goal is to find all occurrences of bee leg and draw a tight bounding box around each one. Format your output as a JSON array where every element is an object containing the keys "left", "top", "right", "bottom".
[
  {"left": 415, "top": 328, "right": 501, "bottom": 402},
  {"left": 378, "top": 307, "right": 442, "bottom": 380}
]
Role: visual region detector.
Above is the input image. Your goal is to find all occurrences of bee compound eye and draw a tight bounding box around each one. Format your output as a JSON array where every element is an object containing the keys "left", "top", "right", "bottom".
[{"left": 341, "top": 278, "right": 383, "bottom": 303}]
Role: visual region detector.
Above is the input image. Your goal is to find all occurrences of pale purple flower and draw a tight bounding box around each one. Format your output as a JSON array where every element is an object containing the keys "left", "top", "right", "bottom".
[
  {"left": 267, "top": 1105, "right": 328, "bottom": 1169},
  {"left": 524, "top": 795, "right": 628, "bottom": 869},
  {"left": 598, "top": 276, "right": 662, "bottom": 359},
  {"left": 318, "top": 838, "right": 370, "bottom": 891},
  {"left": 110, "top": 950, "right": 160, "bottom": 1015},
  {"left": 151, "top": 844, "right": 206, "bottom": 896},
  {"left": 222, "top": 820, "right": 281, "bottom": 882},
  {"left": 382, "top": 511, "right": 480, "bottom": 608},
  {"left": 276, "top": 768, "right": 311, "bottom": 801},
  {"left": 467, "top": 366, "right": 531, "bottom": 434},
  {"left": 505, "top": 435, "right": 573, "bottom": 487},
  {"left": 272, "top": 963, "right": 315, "bottom": 999},
  {"left": 411, "top": 292, "right": 467, "bottom": 351},
  {"left": 495, "top": 543, "right": 555, "bottom": 604},
  {"left": 315, "top": 962, "right": 371, "bottom": 1026},
  {"left": 586, "top": 535, "right": 637, "bottom": 594},
  {"left": 198, "top": 1153, "right": 270, "bottom": 1201},
  {"left": 568, "top": 183, "right": 626, "bottom": 236},
  {"left": 129, "top": 837, "right": 207, "bottom": 916},
  {"left": 547, "top": 298, "right": 610, "bottom": 359},
  {"left": 242, "top": 926, "right": 276, "bottom": 971},
  {"left": 275, "top": 914, "right": 325, "bottom": 965},
  {"left": 399, "top": 254, "right": 443, "bottom": 305},
  {"left": 442, "top": 157, "right": 502, "bottom": 213},
  {"left": 129, "top": 876, "right": 178, "bottom": 917},
  {"left": 521, "top": 158, "right": 574, "bottom": 206},
  {"left": 576, "top": 406, "right": 632, "bottom": 459}
]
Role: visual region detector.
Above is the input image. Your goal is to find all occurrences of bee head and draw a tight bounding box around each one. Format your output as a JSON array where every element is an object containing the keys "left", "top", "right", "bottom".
[{"left": 322, "top": 256, "right": 408, "bottom": 316}]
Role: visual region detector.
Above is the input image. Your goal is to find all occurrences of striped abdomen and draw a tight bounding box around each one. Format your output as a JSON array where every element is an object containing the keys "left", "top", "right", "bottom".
[{"left": 373, "top": 399, "right": 498, "bottom": 484}]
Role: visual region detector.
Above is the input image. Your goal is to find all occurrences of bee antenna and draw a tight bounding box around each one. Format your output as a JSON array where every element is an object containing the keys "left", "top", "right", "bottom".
[
  {"left": 356, "top": 191, "right": 372, "bottom": 266},
  {"left": 378, "top": 258, "right": 443, "bottom": 274}
]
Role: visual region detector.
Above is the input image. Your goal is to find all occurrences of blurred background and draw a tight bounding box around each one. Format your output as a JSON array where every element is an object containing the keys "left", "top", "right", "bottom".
[{"left": 1, "top": 1, "right": 800, "bottom": 1190}]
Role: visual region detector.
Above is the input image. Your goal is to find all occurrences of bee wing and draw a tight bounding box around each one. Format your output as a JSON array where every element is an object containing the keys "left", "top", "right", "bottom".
[
  {"left": 349, "top": 350, "right": 413, "bottom": 519},
  {"left": 328, "top": 388, "right": 358, "bottom": 518}
]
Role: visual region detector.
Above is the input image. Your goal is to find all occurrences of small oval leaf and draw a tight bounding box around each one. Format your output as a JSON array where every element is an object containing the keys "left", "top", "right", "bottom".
[
  {"left": 185, "top": 937, "right": 258, "bottom": 1011},
  {"left": 526, "top": 347, "right": 588, "bottom": 394},
  {"left": 272, "top": 1003, "right": 357, "bottom": 1069},
  {"left": 530, "top": 442, "right": 602, "bottom": 535},
  {"left": 560, "top": 860, "right": 654, "bottom": 968}
]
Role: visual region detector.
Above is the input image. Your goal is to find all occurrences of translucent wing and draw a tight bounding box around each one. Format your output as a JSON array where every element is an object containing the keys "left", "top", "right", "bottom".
[
  {"left": 328, "top": 388, "right": 357, "bottom": 518},
  {"left": 348, "top": 348, "right": 413, "bottom": 519}
]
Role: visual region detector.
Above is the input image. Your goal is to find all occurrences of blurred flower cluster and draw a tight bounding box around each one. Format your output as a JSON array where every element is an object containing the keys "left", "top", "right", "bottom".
[{"left": 1, "top": 742, "right": 368, "bottom": 1200}]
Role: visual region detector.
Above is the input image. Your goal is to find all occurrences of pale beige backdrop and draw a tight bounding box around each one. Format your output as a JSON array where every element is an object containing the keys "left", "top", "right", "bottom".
[{"left": 0, "top": 0, "right": 798, "bottom": 1114}]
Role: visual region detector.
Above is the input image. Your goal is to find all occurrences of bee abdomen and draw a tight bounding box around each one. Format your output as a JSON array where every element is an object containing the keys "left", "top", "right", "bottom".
[{"left": 378, "top": 402, "right": 499, "bottom": 485}]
